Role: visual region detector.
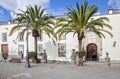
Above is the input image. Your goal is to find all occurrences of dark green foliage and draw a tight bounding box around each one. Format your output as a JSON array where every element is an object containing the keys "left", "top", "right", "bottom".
[
  {"left": 76, "top": 50, "right": 86, "bottom": 58},
  {"left": 29, "top": 51, "right": 36, "bottom": 59}
]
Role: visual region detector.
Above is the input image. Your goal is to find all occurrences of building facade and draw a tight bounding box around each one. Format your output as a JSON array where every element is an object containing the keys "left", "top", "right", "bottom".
[{"left": 0, "top": 9, "right": 120, "bottom": 62}]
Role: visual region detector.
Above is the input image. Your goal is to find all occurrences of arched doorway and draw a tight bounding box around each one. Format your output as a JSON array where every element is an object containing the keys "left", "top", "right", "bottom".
[{"left": 86, "top": 43, "right": 98, "bottom": 61}]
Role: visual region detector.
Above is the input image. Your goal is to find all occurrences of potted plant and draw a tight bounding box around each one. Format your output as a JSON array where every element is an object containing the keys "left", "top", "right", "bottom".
[
  {"left": 76, "top": 50, "right": 86, "bottom": 66},
  {"left": 29, "top": 51, "right": 36, "bottom": 63}
]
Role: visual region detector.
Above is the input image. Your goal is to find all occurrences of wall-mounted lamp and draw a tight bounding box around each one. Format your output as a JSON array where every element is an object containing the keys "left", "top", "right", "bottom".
[{"left": 113, "top": 41, "right": 116, "bottom": 47}]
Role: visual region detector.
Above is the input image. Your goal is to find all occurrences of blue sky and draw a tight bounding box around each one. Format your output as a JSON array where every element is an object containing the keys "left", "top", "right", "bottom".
[{"left": 0, "top": 0, "right": 120, "bottom": 22}]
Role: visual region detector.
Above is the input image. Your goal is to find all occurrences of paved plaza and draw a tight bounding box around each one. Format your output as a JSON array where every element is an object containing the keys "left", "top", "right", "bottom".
[{"left": 0, "top": 61, "right": 120, "bottom": 79}]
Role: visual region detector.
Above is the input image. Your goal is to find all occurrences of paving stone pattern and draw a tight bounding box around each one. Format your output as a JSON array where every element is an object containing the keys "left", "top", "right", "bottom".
[{"left": 0, "top": 61, "right": 120, "bottom": 79}]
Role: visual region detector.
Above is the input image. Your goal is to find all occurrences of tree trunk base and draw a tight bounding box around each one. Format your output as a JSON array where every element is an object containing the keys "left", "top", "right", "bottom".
[
  {"left": 32, "top": 59, "right": 40, "bottom": 63},
  {"left": 76, "top": 57, "right": 84, "bottom": 66}
]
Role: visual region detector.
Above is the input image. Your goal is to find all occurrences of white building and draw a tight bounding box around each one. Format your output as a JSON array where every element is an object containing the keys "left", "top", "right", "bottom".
[{"left": 0, "top": 9, "right": 120, "bottom": 62}]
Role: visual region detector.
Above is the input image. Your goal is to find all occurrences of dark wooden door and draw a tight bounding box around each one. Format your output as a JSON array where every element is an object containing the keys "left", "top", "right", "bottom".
[
  {"left": 86, "top": 43, "right": 97, "bottom": 61},
  {"left": 1, "top": 44, "right": 8, "bottom": 54}
]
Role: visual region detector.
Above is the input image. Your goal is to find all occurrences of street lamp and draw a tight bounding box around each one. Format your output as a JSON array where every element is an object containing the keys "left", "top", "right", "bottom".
[
  {"left": 15, "top": 10, "right": 30, "bottom": 68},
  {"left": 25, "top": 10, "right": 31, "bottom": 68}
]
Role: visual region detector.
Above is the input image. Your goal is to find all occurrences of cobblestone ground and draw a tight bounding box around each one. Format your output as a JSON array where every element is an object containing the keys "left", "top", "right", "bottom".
[{"left": 0, "top": 61, "right": 120, "bottom": 79}]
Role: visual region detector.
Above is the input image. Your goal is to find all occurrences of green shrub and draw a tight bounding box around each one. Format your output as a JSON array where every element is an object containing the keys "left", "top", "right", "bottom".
[
  {"left": 29, "top": 51, "right": 36, "bottom": 59},
  {"left": 76, "top": 50, "right": 86, "bottom": 58}
]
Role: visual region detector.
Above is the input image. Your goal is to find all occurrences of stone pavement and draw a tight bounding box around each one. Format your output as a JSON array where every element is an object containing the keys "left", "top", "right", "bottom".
[{"left": 0, "top": 61, "right": 120, "bottom": 79}]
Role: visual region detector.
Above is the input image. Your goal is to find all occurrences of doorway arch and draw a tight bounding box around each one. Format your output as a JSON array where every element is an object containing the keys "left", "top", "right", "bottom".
[{"left": 86, "top": 43, "right": 98, "bottom": 61}]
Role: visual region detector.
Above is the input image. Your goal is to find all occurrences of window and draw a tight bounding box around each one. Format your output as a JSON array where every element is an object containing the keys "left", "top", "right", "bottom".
[
  {"left": 37, "top": 31, "right": 43, "bottom": 41},
  {"left": 61, "top": 34, "right": 66, "bottom": 40},
  {"left": 89, "top": 32, "right": 96, "bottom": 38},
  {"left": 58, "top": 43, "right": 66, "bottom": 57},
  {"left": 18, "top": 34, "right": 24, "bottom": 42},
  {"left": 2, "top": 33, "right": 7, "bottom": 42},
  {"left": 18, "top": 45, "right": 24, "bottom": 55},
  {"left": 58, "top": 33, "right": 66, "bottom": 40},
  {"left": 37, "top": 44, "right": 43, "bottom": 53}
]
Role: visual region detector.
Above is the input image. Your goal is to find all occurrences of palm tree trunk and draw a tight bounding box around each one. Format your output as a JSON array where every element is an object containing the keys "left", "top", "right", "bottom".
[
  {"left": 78, "top": 33, "right": 84, "bottom": 66},
  {"left": 78, "top": 39, "right": 82, "bottom": 51},
  {"left": 34, "top": 37, "right": 38, "bottom": 61},
  {"left": 78, "top": 57, "right": 83, "bottom": 66},
  {"left": 77, "top": 38, "right": 83, "bottom": 66},
  {"left": 78, "top": 33, "right": 83, "bottom": 51}
]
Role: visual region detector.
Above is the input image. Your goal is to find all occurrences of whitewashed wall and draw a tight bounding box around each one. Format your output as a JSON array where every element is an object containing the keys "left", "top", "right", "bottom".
[
  {"left": 99, "top": 14, "right": 120, "bottom": 61},
  {"left": 0, "top": 24, "right": 18, "bottom": 55},
  {"left": 0, "top": 13, "right": 120, "bottom": 61},
  {"left": 0, "top": 24, "right": 35, "bottom": 57},
  {"left": 39, "top": 32, "right": 78, "bottom": 61}
]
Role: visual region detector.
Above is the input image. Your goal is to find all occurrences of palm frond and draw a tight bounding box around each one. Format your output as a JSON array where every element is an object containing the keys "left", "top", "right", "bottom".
[{"left": 9, "top": 25, "right": 18, "bottom": 36}]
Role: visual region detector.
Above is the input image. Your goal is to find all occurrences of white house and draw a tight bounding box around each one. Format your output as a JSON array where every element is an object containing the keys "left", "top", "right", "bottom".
[{"left": 0, "top": 9, "right": 120, "bottom": 62}]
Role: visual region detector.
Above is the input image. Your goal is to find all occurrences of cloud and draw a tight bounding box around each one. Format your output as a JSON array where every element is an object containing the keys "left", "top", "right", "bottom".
[
  {"left": 0, "top": 9, "right": 5, "bottom": 22},
  {"left": 0, "top": 8, "right": 5, "bottom": 21},
  {"left": 0, "top": 9, "right": 4, "bottom": 14},
  {"left": 47, "top": 8, "right": 66, "bottom": 16},
  {"left": 0, "top": 0, "right": 17, "bottom": 11},
  {"left": 108, "top": 0, "right": 120, "bottom": 9},
  {"left": 0, "top": 0, "right": 50, "bottom": 18},
  {"left": 94, "top": 11, "right": 101, "bottom": 15}
]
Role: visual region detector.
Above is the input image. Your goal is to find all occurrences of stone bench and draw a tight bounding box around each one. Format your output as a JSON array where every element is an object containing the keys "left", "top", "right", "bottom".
[{"left": 9, "top": 58, "right": 22, "bottom": 63}]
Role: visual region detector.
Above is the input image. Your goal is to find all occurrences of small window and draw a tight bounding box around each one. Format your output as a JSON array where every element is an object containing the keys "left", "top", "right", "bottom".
[
  {"left": 89, "top": 32, "right": 96, "bottom": 38},
  {"left": 37, "top": 44, "right": 43, "bottom": 53},
  {"left": 37, "top": 31, "right": 43, "bottom": 41},
  {"left": 58, "top": 43, "right": 66, "bottom": 57},
  {"left": 61, "top": 34, "right": 66, "bottom": 40},
  {"left": 2, "top": 33, "right": 7, "bottom": 42},
  {"left": 18, "top": 45, "right": 24, "bottom": 55},
  {"left": 18, "top": 34, "right": 24, "bottom": 42}
]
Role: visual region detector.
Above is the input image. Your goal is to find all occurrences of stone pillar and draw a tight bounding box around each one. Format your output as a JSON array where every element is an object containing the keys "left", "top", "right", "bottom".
[
  {"left": 41, "top": 50, "right": 47, "bottom": 63},
  {"left": 71, "top": 49, "right": 76, "bottom": 64},
  {"left": 105, "top": 52, "right": 111, "bottom": 67}
]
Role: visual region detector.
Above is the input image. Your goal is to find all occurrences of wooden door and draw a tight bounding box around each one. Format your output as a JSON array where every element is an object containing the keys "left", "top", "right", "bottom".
[
  {"left": 1, "top": 44, "right": 8, "bottom": 54},
  {"left": 86, "top": 43, "right": 97, "bottom": 61}
]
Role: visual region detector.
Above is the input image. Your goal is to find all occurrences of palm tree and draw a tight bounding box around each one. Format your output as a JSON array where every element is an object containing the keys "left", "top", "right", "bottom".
[
  {"left": 55, "top": 1, "right": 112, "bottom": 65},
  {"left": 9, "top": 5, "right": 55, "bottom": 62}
]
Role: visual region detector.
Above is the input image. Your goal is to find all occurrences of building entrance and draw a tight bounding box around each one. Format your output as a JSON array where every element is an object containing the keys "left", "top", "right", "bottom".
[
  {"left": 1, "top": 44, "right": 8, "bottom": 54},
  {"left": 86, "top": 43, "right": 98, "bottom": 61}
]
